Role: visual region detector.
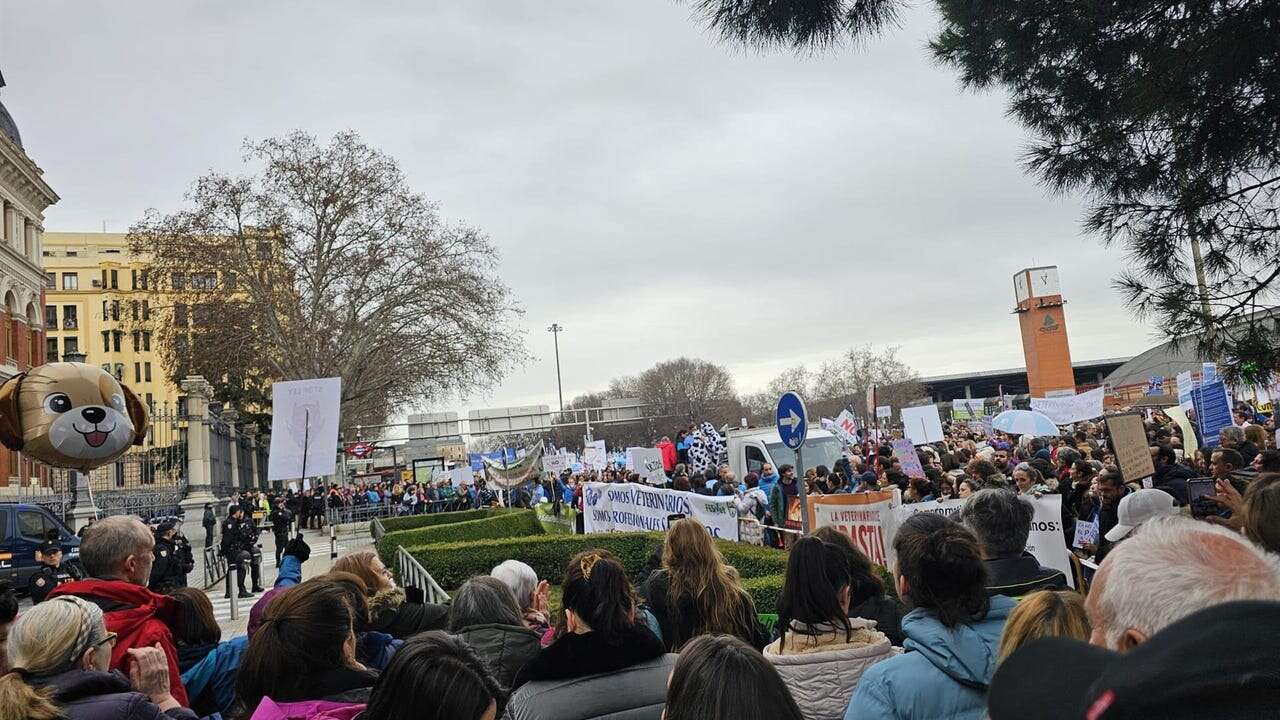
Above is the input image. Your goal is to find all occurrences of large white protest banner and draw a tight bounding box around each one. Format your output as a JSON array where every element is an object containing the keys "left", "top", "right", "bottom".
[
  {"left": 831, "top": 410, "right": 859, "bottom": 446},
  {"left": 433, "top": 467, "right": 472, "bottom": 488},
  {"left": 269, "top": 377, "right": 342, "bottom": 482},
  {"left": 900, "top": 404, "right": 944, "bottom": 445},
  {"left": 583, "top": 482, "right": 739, "bottom": 540},
  {"left": 1030, "top": 386, "right": 1105, "bottom": 425},
  {"left": 810, "top": 492, "right": 1074, "bottom": 587},
  {"left": 583, "top": 440, "right": 607, "bottom": 471},
  {"left": 628, "top": 447, "right": 667, "bottom": 485}
]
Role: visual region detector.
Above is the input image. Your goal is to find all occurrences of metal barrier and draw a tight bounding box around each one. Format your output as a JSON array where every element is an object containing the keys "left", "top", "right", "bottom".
[
  {"left": 395, "top": 545, "right": 450, "bottom": 605},
  {"left": 370, "top": 516, "right": 386, "bottom": 541},
  {"left": 326, "top": 501, "right": 396, "bottom": 526},
  {"left": 202, "top": 546, "right": 228, "bottom": 589}
]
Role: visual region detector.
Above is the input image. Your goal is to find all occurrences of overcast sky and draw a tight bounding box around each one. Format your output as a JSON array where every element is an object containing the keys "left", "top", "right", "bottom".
[{"left": 1, "top": 1, "right": 1157, "bottom": 416}]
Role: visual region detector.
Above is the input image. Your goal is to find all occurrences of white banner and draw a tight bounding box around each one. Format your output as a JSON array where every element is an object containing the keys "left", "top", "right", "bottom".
[
  {"left": 876, "top": 405, "right": 892, "bottom": 419},
  {"left": 900, "top": 404, "right": 945, "bottom": 445},
  {"left": 1029, "top": 386, "right": 1105, "bottom": 425},
  {"left": 583, "top": 440, "right": 607, "bottom": 471},
  {"left": 268, "top": 377, "right": 342, "bottom": 482},
  {"left": 811, "top": 493, "right": 1074, "bottom": 588},
  {"left": 628, "top": 447, "right": 667, "bottom": 485},
  {"left": 831, "top": 409, "right": 859, "bottom": 446},
  {"left": 583, "top": 482, "right": 739, "bottom": 540},
  {"left": 1176, "top": 371, "right": 1194, "bottom": 411},
  {"left": 543, "top": 453, "right": 570, "bottom": 475}
]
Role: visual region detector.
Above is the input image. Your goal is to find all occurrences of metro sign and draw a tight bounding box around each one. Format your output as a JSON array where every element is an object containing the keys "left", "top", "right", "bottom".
[{"left": 346, "top": 442, "right": 375, "bottom": 459}]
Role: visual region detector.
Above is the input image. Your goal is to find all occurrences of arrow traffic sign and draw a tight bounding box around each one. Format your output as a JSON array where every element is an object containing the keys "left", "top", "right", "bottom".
[{"left": 776, "top": 392, "right": 809, "bottom": 450}]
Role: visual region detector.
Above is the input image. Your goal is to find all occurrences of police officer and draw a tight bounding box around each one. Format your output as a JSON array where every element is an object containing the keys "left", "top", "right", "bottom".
[
  {"left": 149, "top": 520, "right": 192, "bottom": 592},
  {"left": 27, "top": 541, "right": 72, "bottom": 603},
  {"left": 221, "top": 505, "right": 262, "bottom": 598},
  {"left": 202, "top": 502, "right": 217, "bottom": 548},
  {"left": 268, "top": 498, "right": 294, "bottom": 566}
]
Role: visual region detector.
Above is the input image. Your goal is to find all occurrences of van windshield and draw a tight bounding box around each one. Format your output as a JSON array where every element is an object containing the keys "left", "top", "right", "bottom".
[{"left": 764, "top": 436, "right": 844, "bottom": 474}]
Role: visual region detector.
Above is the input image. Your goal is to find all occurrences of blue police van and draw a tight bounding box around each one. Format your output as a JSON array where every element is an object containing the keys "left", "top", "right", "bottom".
[{"left": 0, "top": 503, "right": 81, "bottom": 591}]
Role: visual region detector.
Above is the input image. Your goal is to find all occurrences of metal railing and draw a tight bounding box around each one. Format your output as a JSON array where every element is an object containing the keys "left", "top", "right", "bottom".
[
  {"left": 202, "top": 546, "right": 228, "bottom": 589},
  {"left": 395, "top": 545, "right": 450, "bottom": 604},
  {"left": 370, "top": 516, "right": 386, "bottom": 541},
  {"left": 326, "top": 500, "right": 396, "bottom": 526}
]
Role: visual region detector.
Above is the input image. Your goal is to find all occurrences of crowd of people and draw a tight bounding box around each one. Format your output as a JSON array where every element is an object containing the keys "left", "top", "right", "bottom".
[{"left": 0, "top": 398, "right": 1277, "bottom": 719}]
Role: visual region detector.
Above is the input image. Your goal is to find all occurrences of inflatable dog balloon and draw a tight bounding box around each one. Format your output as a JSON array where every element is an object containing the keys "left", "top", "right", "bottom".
[{"left": 0, "top": 363, "right": 149, "bottom": 472}]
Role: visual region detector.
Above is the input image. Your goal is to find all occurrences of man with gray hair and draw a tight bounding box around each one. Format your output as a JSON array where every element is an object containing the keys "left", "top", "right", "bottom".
[
  {"left": 49, "top": 515, "right": 189, "bottom": 706},
  {"left": 1086, "top": 516, "right": 1280, "bottom": 651},
  {"left": 1219, "top": 425, "right": 1260, "bottom": 466},
  {"left": 959, "top": 488, "right": 1068, "bottom": 597}
]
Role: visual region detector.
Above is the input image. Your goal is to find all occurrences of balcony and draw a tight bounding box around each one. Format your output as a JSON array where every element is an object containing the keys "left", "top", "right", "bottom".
[{"left": 62, "top": 318, "right": 78, "bottom": 330}]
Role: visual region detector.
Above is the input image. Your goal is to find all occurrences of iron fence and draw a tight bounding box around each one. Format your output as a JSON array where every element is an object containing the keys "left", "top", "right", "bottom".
[
  {"left": 236, "top": 435, "right": 255, "bottom": 490},
  {"left": 209, "top": 414, "right": 235, "bottom": 498},
  {"left": 85, "top": 406, "right": 189, "bottom": 521}
]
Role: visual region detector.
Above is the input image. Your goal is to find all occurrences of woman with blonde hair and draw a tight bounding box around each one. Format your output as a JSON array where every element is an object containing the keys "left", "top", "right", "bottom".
[
  {"left": 641, "top": 519, "right": 768, "bottom": 651},
  {"left": 0, "top": 595, "right": 193, "bottom": 720},
  {"left": 331, "top": 549, "right": 447, "bottom": 639},
  {"left": 996, "top": 590, "right": 1091, "bottom": 660}
]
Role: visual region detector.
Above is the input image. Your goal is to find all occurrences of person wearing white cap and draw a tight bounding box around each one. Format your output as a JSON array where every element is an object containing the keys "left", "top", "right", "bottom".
[{"left": 1104, "top": 489, "right": 1179, "bottom": 543}]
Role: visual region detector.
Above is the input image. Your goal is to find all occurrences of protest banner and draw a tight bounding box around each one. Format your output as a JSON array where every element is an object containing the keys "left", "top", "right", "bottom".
[
  {"left": 1192, "top": 380, "right": 1233, "bottom": 449},
  {"left": 433, "top": 467, "right": 471, "bottom": 488},
  {"left": 582, "top": 482, "right": 739, "bottom": 539},
  {"left": 1029, "top": 386, "right": 1105, "bottom": 425},
  {"left": 583, "top": 440, "right": 607, "bottom": 471},
  {"left": 900, "top": 404, "right": 944, "bottom": 445},
  {"left": 268, "top": 377, "right": 342, "bottom": 482},
  {"left": 951, "top": 398, "right": 984, "bottom": 421},
  {"left": 1106, "top": 413, "right": 1155, "bottom": 483},
  {"left": 1202, "top": 362, "right": 1217, "bottom": 385},
  {"left": 1176, "top": 371, "right": 1195, "bottom": 412},
  {"left": 542, "top": 453, "right": 570, "bottom": 475},
  {"left": 534, "top": 503, "right": 576, "bottom": 534},
  {"left": 892, "top": 439, "right": 926, "bottom": 480},
  {"left": 807, "top": 491, "right": 897, "bottom": 568},
  {"left": 628, "top": 447, "right": 667, "bottom": 485},
  {"left": 1163, "top": 405, "right": 1199, "bottom": 461},
  {"left": 876, "top": 405, "right": 892, "bottom": 419},
  {"left": 831, "top": 409, "right": 859, "bottom": 446},
  {"left": 1073, "top": 518, "right": 1098, "bottom": 549}
]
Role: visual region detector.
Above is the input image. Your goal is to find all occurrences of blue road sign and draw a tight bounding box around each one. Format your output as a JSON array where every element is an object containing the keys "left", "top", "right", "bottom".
[{"left": 776, "top": 392, "right": 809, "bottom": 450}]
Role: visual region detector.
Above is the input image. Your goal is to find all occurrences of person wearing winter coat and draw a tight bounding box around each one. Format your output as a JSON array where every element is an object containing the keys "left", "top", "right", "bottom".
[
  {"left": 449, "top": 577, "right": 543, "bottom": 689},
  {"left": 362, "top": 632, "right": 503, "bottom": 720},
  {"left": 844, "top": 514, "right": 1016, "bottom": 720},
  {"left": 811, "top": 526, "right": 907, "bottom": 646},
  {"left": 201, "top": 504, "right": 217, "bottom": 549},
  {"left": 657, "top": 437, "right": 677, "bottom": 472},
  {"left": 764, "top": 538, "right": 897, "bottom": 720},
  {"left": 331, "top": 551, "right": 449, "bottom": 639},
  {"left": 505, "top": 551, "right": 675, "bottom": 720},
  {"left": 0, "top": 595, "right": 196, "bottom": 720},
  {"left": 50, "top": 516, "right": 190, "bottom": 707}
]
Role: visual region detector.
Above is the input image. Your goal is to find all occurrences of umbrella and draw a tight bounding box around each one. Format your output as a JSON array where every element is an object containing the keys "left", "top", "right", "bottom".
[{"left": 991, "top": 410, "right": 1060, "bottom": 437}]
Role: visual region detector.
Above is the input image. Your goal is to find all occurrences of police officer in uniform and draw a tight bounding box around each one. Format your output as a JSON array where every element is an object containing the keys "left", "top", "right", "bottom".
[
  {"left": 27, "top": 541, "right": 72, "bottom": 603},
  {"left": 149, "top": 519, "right": 193, "bottom": 592},
  {"left": 268, "top": 498, "right": 294, "bottom": 566},
  {"left": 221, "top": 505, "right": 262, "bottom": 598}
]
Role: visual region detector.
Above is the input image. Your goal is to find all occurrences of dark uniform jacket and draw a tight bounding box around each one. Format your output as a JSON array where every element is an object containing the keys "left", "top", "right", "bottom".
[{"left": 27, "top": 560, "right": 72, "bottom": 603}]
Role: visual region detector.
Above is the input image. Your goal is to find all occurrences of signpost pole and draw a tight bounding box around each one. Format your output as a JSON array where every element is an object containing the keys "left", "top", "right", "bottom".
[
  {"left": 776, "top": 391, "right": 811, "bottom": 537},
  {"left": 300, "top": 409, "right": 310, "bottom": 489},
  {"left": 796, "top": 445, "right": 809, "bottom": 535}
]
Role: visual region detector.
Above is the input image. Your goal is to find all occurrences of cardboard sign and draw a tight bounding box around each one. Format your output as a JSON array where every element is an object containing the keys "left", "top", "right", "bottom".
[
  {"left": 900, "top": 405, "right": 944, "bottom": 445},
  {"left": 543, "top": 454, "right": 571, "bottom": 475},
  {"left": 1106, "top": 413, "right": 1155, "bottom": 482},
  {"left": 583, "top": 440, "right": 607, "bottom": 471},
  {"left": 628, "top": 447, "right": 667, "bottom": 485},
  {"left": 876, "top": 405, "right": 892, "bottom": 419},
  {"left": 1073, "top": 519, "right": 1099, "bottom": 549},
  {"left": 268, "top": 377, "right": 342, "bottom": 481},
  {"left": 892, "top": 439, "right": 926, "bottom": 480},
  {"left": 1176, "top": 371, "right": 1195, "bottom": 411}
]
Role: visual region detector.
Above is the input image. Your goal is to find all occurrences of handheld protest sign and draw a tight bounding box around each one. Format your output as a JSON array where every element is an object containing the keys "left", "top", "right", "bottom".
[{"left": 0, "top": 362, "right": 149, "bottom": 472}]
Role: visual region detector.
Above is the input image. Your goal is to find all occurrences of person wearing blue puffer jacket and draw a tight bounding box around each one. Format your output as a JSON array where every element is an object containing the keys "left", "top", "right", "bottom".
[
  {"left": 844, "top": 513, "right": 1015, "bottom": 720},
  {"left": 180, "top": 535, "right": 309, "bottom": 717}
]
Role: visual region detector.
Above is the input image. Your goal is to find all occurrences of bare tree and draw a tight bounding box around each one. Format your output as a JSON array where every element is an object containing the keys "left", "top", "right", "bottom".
[
  {"left": 743, "top": 365, "right": 814, "bottom": 422},
  {"left": 128, "top": 130, "right": 524, "bottom": 431},
  {"left": 750, "top": 346, "right": 922, "bottom": 423},
  {"left": 634, "top": 357, "right": 737, "bottom": 421}
]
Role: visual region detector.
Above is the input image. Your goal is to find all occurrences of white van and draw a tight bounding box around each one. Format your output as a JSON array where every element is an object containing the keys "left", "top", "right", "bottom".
[{"left": 725, "top": 426, "right": 846, "bottom": 481}]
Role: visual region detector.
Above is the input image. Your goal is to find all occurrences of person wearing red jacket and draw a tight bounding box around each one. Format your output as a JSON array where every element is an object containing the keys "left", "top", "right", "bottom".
[
  {"left": 657, "top": 436, "right": 677, "bottom": 472},
  {"left": 50, "top": 515, "right": 190, "bottom": 707}
]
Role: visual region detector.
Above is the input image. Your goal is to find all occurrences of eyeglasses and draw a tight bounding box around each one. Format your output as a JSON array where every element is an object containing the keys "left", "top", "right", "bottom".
[{"left": 94, "top": 631, "right": 118, "bottom": 649}]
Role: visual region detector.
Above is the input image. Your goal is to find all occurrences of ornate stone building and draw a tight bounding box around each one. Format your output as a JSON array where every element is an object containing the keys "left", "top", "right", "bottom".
[{"left": 0, "top": 70, "right": 60, "bottom": 485}]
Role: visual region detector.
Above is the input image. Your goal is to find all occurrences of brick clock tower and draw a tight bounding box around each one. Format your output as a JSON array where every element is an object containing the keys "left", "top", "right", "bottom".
[{"left": 1014, "top": 266, "right": 1076, "bottom": 398}]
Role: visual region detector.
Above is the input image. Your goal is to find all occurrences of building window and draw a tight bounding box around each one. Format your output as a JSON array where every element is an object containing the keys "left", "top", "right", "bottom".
[
  {"left": 46, "top": 337, "right": 58, "bottom": 362},
  {"left": 144, "top": 362, "right": 152, "bottom": 383},
  {"left": 62, "top": 306, "right": 77, "bottom": 330},
  {"left": 113, "top": 363, "right": 124, "bottom": 381},
  {"left": 45, "top": 305, "right": 57, "bottom": 329},
  {"left": 110, "top": 300, "right": 120, "bottom": 322},
  {"left": 102, "top": 331, "right": 110, "bottom": 353},
  {"left": 142, "top": 331, "right": 152, "bottom": 351},
  {"left": 66, "top": 251, "right": 77, "bottom": 257},
  {"left": 101, "top": 269, "right": 108, "bottom": 288},
  {"left": 134, "top": 362, "right": 141, "bottom": 383},
  {"left": 171, "top": 273, "right": 186, "bottom": 291},
  {"left": 131, "top": 331, "right": 140, "bottom": 352},
  {"left": 225, "top": 271, "right": 238, "bottom": 289},
  {"left": 112, "top": 331, "right": 122, "bottom": 353},
  {"left": 139, "top": 270, "right": 149, "bottom": 290},
  {"left": 131, "top": 269, "right": 137, "bottom": 290},
  {"left": 192, "top": 305, "right": 213, "bottom": 327},
  {"left": 130, "top": 301, "right": 138, "bottom": 321},
  {"left": 145, "top": 393, "right": 154, "bottom": 411},
  {"left": 191, "top": 272, "right": 217, "bottom": 290},
  {"left": 174, "top": 304, "right": 188, "bottom": 326},
  {"left": 64, "top": 337, "right": 78, "bottom": 355},
  {"left": 142, "top": 299, "right": 150, "bottom": 320},
  {"left": 110, "top": 269, "right": 119, "bottom": 289},
  {"left": 44, "top": 272, "right": 55, "bottom": 288},
  {"left": 101, "top": 300, "right": 107, "bottom": 319},
  {"left": 62, "top": 273, "right": 78, "bottom": 291}
]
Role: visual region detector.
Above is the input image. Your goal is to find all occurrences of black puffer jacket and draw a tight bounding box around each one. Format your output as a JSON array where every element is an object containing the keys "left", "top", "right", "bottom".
[
  {"left": 31, "top": 669, "right": 197, "bottom": 720},
  {"left": 454, "top": 622, "right": 542, "bottom": 688},
  {"left": 367, "top": 587, "right": 448, "bottom": 640}
]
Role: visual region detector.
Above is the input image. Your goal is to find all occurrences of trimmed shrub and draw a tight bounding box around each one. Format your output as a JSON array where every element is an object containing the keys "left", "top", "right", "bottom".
[
  {"left": 406, "top": 532, "right": 662, "bottom": 590},
  {"left": 377, "top": 511, "right": 543, "bottom": 565},
  {"left": 377, "top": 507, "right": 518, "bottom": 534}
]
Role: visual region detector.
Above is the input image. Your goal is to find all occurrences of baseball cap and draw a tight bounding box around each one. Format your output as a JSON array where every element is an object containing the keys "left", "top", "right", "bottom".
[
  {"left": 37, "top": 540, "right": 62, "bottom": 555},
  {"left": 1105, "top": 488, "right": 1178, "bottom": 542},
  {"left": 989, "top": 600, "right": 1280, "bottom": 719}
]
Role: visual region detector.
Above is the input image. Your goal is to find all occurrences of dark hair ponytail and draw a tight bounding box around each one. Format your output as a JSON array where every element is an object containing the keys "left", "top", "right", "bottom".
[
  {"left": 561, "top": 549, "right": 637, "bottom": 641},
  {"left": 364, "top": 631, "right": 503, "bottom": 720},
  {"left": 776, "top": 537, "right": 853, "bottom": 653},
  {"left": 893, "top": 513, "right": 989, "bottom": 627},
  {"left": 812, "top": 526, "right": 884, "bottom": 606}
]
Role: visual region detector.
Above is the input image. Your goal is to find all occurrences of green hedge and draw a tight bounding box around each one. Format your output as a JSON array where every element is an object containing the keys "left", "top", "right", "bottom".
[
  {"left": 377, "top": 511, "right": 543, "bottom": 566},
  {"left": 377, "top": 507, "right": 519, "bottom": 534}
]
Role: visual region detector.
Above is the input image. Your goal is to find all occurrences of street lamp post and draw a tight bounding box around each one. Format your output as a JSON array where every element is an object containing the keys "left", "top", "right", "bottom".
[{"left": 547, "top": 323, "right": 564, "bottom": 413}]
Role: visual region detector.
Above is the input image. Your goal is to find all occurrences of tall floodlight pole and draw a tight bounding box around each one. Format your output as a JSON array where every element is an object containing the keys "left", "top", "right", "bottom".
[{"left": 547, "top": 323, "right": 564, "bottom": 412}]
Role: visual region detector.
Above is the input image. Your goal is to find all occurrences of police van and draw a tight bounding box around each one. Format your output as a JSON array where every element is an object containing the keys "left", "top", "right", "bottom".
[{"left": 0, "top": 503, "right": 81, "bottom": 591}]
